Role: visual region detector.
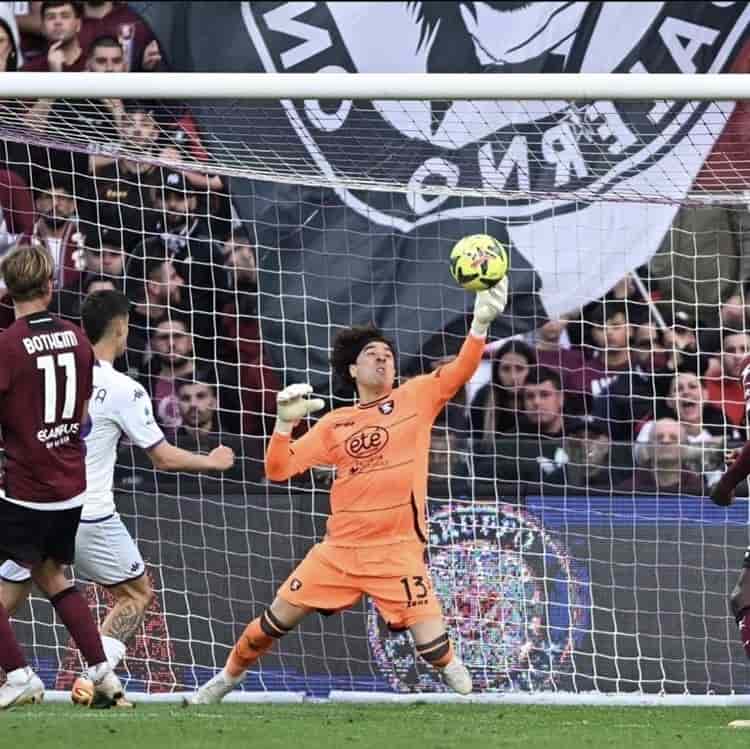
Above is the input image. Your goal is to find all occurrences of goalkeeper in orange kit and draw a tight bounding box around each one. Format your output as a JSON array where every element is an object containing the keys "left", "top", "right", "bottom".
[{"left": 188, "top": 278, "right": 509, "bottom": 702}]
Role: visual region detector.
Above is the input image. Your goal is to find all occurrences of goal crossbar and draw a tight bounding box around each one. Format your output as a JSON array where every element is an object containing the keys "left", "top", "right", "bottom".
[{"left": 2, "top": 72, "right": 750, "bottom": 100}]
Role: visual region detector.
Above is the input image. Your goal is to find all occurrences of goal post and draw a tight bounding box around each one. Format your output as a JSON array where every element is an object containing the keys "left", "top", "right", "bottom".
[
  {"left": 2, "top": 73, "right": 750, "bottom": 704},
  {"left": 3, "top": 72, "right": 750, "bottom": 99}
]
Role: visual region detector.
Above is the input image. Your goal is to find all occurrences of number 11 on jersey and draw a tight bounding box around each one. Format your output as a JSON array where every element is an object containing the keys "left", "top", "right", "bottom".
[{"left": 37, "top": 352, "right": 77, "bottom": 424}]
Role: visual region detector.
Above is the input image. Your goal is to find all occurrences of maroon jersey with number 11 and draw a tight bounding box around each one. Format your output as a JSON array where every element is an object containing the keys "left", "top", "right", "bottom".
[{"left": 0, "top": 311, "right": 94, "bottom": 503}]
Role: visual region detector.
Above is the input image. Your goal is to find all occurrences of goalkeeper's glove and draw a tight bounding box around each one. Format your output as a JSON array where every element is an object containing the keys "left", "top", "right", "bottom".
[
  {"left": 275, "top": 383, "right": 325, "bottom": 434},
  {"left": 471, "top": 276, "right": 509, "bottom": 337}
]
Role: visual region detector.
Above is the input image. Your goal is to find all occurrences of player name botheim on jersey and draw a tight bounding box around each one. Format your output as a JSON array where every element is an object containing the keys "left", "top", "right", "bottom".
[{"left": 21, "top": 330, "right": 79, "bottom": 354}]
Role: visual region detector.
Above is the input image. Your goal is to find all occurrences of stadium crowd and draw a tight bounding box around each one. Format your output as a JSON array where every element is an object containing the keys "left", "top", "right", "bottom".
[{"left": 0, "top": 1, "right": 749, "bottom": 500}]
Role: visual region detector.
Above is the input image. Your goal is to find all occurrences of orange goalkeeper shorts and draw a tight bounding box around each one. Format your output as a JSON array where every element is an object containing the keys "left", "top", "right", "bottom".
[{"left": 277, "top": 541, "right": 443, "bottom": 630}]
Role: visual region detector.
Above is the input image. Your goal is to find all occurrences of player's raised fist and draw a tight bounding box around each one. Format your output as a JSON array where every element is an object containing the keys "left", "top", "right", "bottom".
[{"left": 209, "top": 445, "right": 235, "bottom": 471}]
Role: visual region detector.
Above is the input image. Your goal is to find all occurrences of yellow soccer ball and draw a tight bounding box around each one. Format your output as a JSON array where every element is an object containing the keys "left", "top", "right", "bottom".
[{"left": 449, "top": 234, "right": 508, "bottom": 292}]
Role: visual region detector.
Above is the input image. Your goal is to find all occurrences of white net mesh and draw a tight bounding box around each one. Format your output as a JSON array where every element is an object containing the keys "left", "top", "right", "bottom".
[{"left": 1, "top": 88, "right": 750, "bottom": 697}]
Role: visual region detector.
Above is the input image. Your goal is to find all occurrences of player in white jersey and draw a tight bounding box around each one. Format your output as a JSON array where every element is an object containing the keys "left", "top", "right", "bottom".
[{"left": 0, "top": 290, "right": 235, "bottom": 701}]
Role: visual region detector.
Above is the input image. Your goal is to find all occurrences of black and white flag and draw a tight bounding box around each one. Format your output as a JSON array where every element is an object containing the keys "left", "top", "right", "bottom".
[{"left": 132, "top": 1, "right": 750, "bottom": 384}]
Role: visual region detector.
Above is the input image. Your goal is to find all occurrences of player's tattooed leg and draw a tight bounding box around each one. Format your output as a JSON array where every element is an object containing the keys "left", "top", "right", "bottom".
[
  {"left": 101, "top": 577, "right": 153, "bottom": 646},
  {"left": 104, "top": 601, "right": 143, "bottom": 645}
]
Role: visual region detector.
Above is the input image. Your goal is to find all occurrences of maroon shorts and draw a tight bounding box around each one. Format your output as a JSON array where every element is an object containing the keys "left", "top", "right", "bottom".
[{"left": 0, "top": 498, "right": 81, "bottom": 567}]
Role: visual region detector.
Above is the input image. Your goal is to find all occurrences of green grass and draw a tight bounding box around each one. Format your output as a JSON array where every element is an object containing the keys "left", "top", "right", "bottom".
[{"left": 4, "top": 703, "right": 750, "bottom": 749}]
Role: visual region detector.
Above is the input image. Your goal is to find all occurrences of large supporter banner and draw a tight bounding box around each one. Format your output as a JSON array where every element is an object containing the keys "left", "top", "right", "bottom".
[{"left": 132, "top": 1, "right": 750, "bottom": 382}]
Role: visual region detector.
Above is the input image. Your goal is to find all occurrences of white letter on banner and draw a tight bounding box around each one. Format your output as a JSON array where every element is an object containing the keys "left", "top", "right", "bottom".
[
  {"left": 541, "top": 123, "right": 587, "bottom": 187},
  {"left": 586, "top": 102, "right": 637, "bottom": 156},
  {"left": 478, "top": 136, "right": 530, "bottom": 192},
  {"left": 406, "top": 158, "right": 460, "bottom": 215},
  {"left": 263, "top": 2, "right": 333, "bottom": 70},
  {"left": 659, "top": 17, "right": 720, "bottom": 74},
  {"left": 304, "top": 66, "right": 352, "bottom": 131}
]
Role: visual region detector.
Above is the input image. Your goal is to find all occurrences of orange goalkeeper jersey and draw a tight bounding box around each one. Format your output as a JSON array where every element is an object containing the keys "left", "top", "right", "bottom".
[{"left": 265, "top": 332, "right": 485, "bottom": 547}]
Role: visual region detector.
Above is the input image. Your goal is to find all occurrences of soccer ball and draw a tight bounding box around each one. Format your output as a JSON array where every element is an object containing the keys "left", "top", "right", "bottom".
[
  {"left": 449, "top": 234, "right": 508, "bottom": 292},
  {"left": 71, "top": 676, "right": 95, "bottom": 706}
]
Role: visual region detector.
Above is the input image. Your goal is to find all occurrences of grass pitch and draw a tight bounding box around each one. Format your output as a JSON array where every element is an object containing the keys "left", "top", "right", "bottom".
[{"left": 4, "top": 703, "right": 750, "bottom": 749}]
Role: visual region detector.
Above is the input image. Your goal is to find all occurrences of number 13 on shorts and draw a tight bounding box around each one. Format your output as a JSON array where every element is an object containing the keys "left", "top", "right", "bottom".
[{"left": 400, "top": 575, "right": 429, "bottom": 605}]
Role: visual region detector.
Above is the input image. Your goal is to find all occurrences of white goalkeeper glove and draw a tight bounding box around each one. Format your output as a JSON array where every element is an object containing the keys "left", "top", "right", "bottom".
[
  {"left": 275, "top": 383, "right": 325, "bottom": 434},
  {"left": 471, "top": 276, "right": 509, "bottom": 336}
]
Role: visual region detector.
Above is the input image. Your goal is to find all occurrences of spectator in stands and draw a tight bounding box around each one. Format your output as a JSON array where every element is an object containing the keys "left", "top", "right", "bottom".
[
  {"left": 470, "top": 339, "right": 537, "bottom": 441},
  {"left": 30, "top": 173, "right": 84, "bottom": 290},
  {"left": 175, "top": 372, "right": 227, "bottom": 437},
  {"left": 222, "top": 230, "right": 257, "bottom": 292},
  {"left": 620, "top": 418, "right": 705, "bottom": 495},
  {"left": 84, "top": 34, "right": 127, "bottom": 173},
  {"left": 21, "top": 0, "right": 84, "bottom": 71},
  {"left": 0, "top": 169, "right": 36, "bottom": 329},
  {"left": 632, "top": 319, "right": 671, "bottom": 372},
  {"left": 16, "top": 2, "right": 45, "bottom": 61},
  {"left": 540, "top": 418, "right": 631, "bottom": 494},
  {"left": 661, "top": 309, "right": 700, "bottom": 374},
  {"left": 583, "top": 301, "right": 633, "bottom": 400},
  {"left": 172, "top": 371, "right": 262, "bottom": 484},
  {"left": 131, "top": 233, "right": 222, "bottom": 365},
  {"left": 591, "top": 318, "right": 672, "bottom": 442},
  {"left": 156, "top": 131, "right": 225, "bottom": 197},
  {"left": 219, "top": 231, "right": 279, "bottom": 437},
  {"left": 0, "top": 16, "right": 20, "bottom": 71},
  {"left": 607, "top": 272, "right": 647, "bottom": 302},
  {"left": 150, "top": 176, "right": 228, "bottom": 358},
  {"left": 140, "top": 316, "right": 195, "bottom": 434},
  {"left": 637, "top": 370, "right": 741, "bottom": 445},
  {"left": 0, "top": 169, "right": 35, "bottom": 249},
  {"left": 78, "top": 1, "right": 160, "bottom": 72},
  {"left": 80, "top": 216, "right": 128, "bottom": 282},
  {"left": 52, "top": 206, "right": 134, "bottom": 325},
  {"left": 521, "top": 365, "right": 570, "bottom": 439},
  {"left": 528, "top": 314, "right": 590, "bottom": 415},
  {"left": 705, "top": 329, "right": 750, "bottom": 428},
  {"left": 157, "top": 171, "right": 215, "bottom": 241},
  {"left": 473, "top": 366, "right": 577, "bottom": 487},
  {"left": 89, "top": 100, "right": 165, "bottom": 236},
  {"left": 128, "top": 254, "right": 186, "bottom": 342},
  {"left": 21, "top": 31, "right": 125, "bottom": 180},
  {"left": 82, "top": 274, "right": 117, "bottom": 296},
  {"left": 700, "top": 289, "right": 748, "bottom": 378}
]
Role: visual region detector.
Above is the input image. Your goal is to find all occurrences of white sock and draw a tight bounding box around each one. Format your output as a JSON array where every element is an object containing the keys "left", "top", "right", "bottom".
[
  {"left": 101, "top": 636, "right": 127, "bottom": 670},
  {"left": 221, "top": 667, "right": 245, "bottom": 687},
  {"left": 6, "top": 666, "right": 32, "bottom": 683}
]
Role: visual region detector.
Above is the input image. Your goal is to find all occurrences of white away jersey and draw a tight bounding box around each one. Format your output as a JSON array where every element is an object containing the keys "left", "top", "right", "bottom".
[{"left": 83, "top": 360, "right": 164, "bottom": 520}]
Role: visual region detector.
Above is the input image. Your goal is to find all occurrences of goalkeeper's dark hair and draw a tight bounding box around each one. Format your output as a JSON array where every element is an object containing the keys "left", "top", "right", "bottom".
[
  {"left": 331, "top": 323, "right": 396, "bottom": 388},
  {"left": 81, "top": 289, "right": 130, "bottom": 344}
]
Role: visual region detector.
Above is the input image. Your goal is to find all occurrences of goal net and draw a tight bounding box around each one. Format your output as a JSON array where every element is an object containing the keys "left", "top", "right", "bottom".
[{"left": 2, "top": 73, "right": 750, "bottom": 703}]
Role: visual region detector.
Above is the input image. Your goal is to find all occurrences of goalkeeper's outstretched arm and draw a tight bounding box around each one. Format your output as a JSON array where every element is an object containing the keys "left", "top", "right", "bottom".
[
  {"left": 265, "top": 384, "right": 328, "bottom": 481},
  {"left": 433, "top": 278, "right": 510, "bottom": 400}
]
